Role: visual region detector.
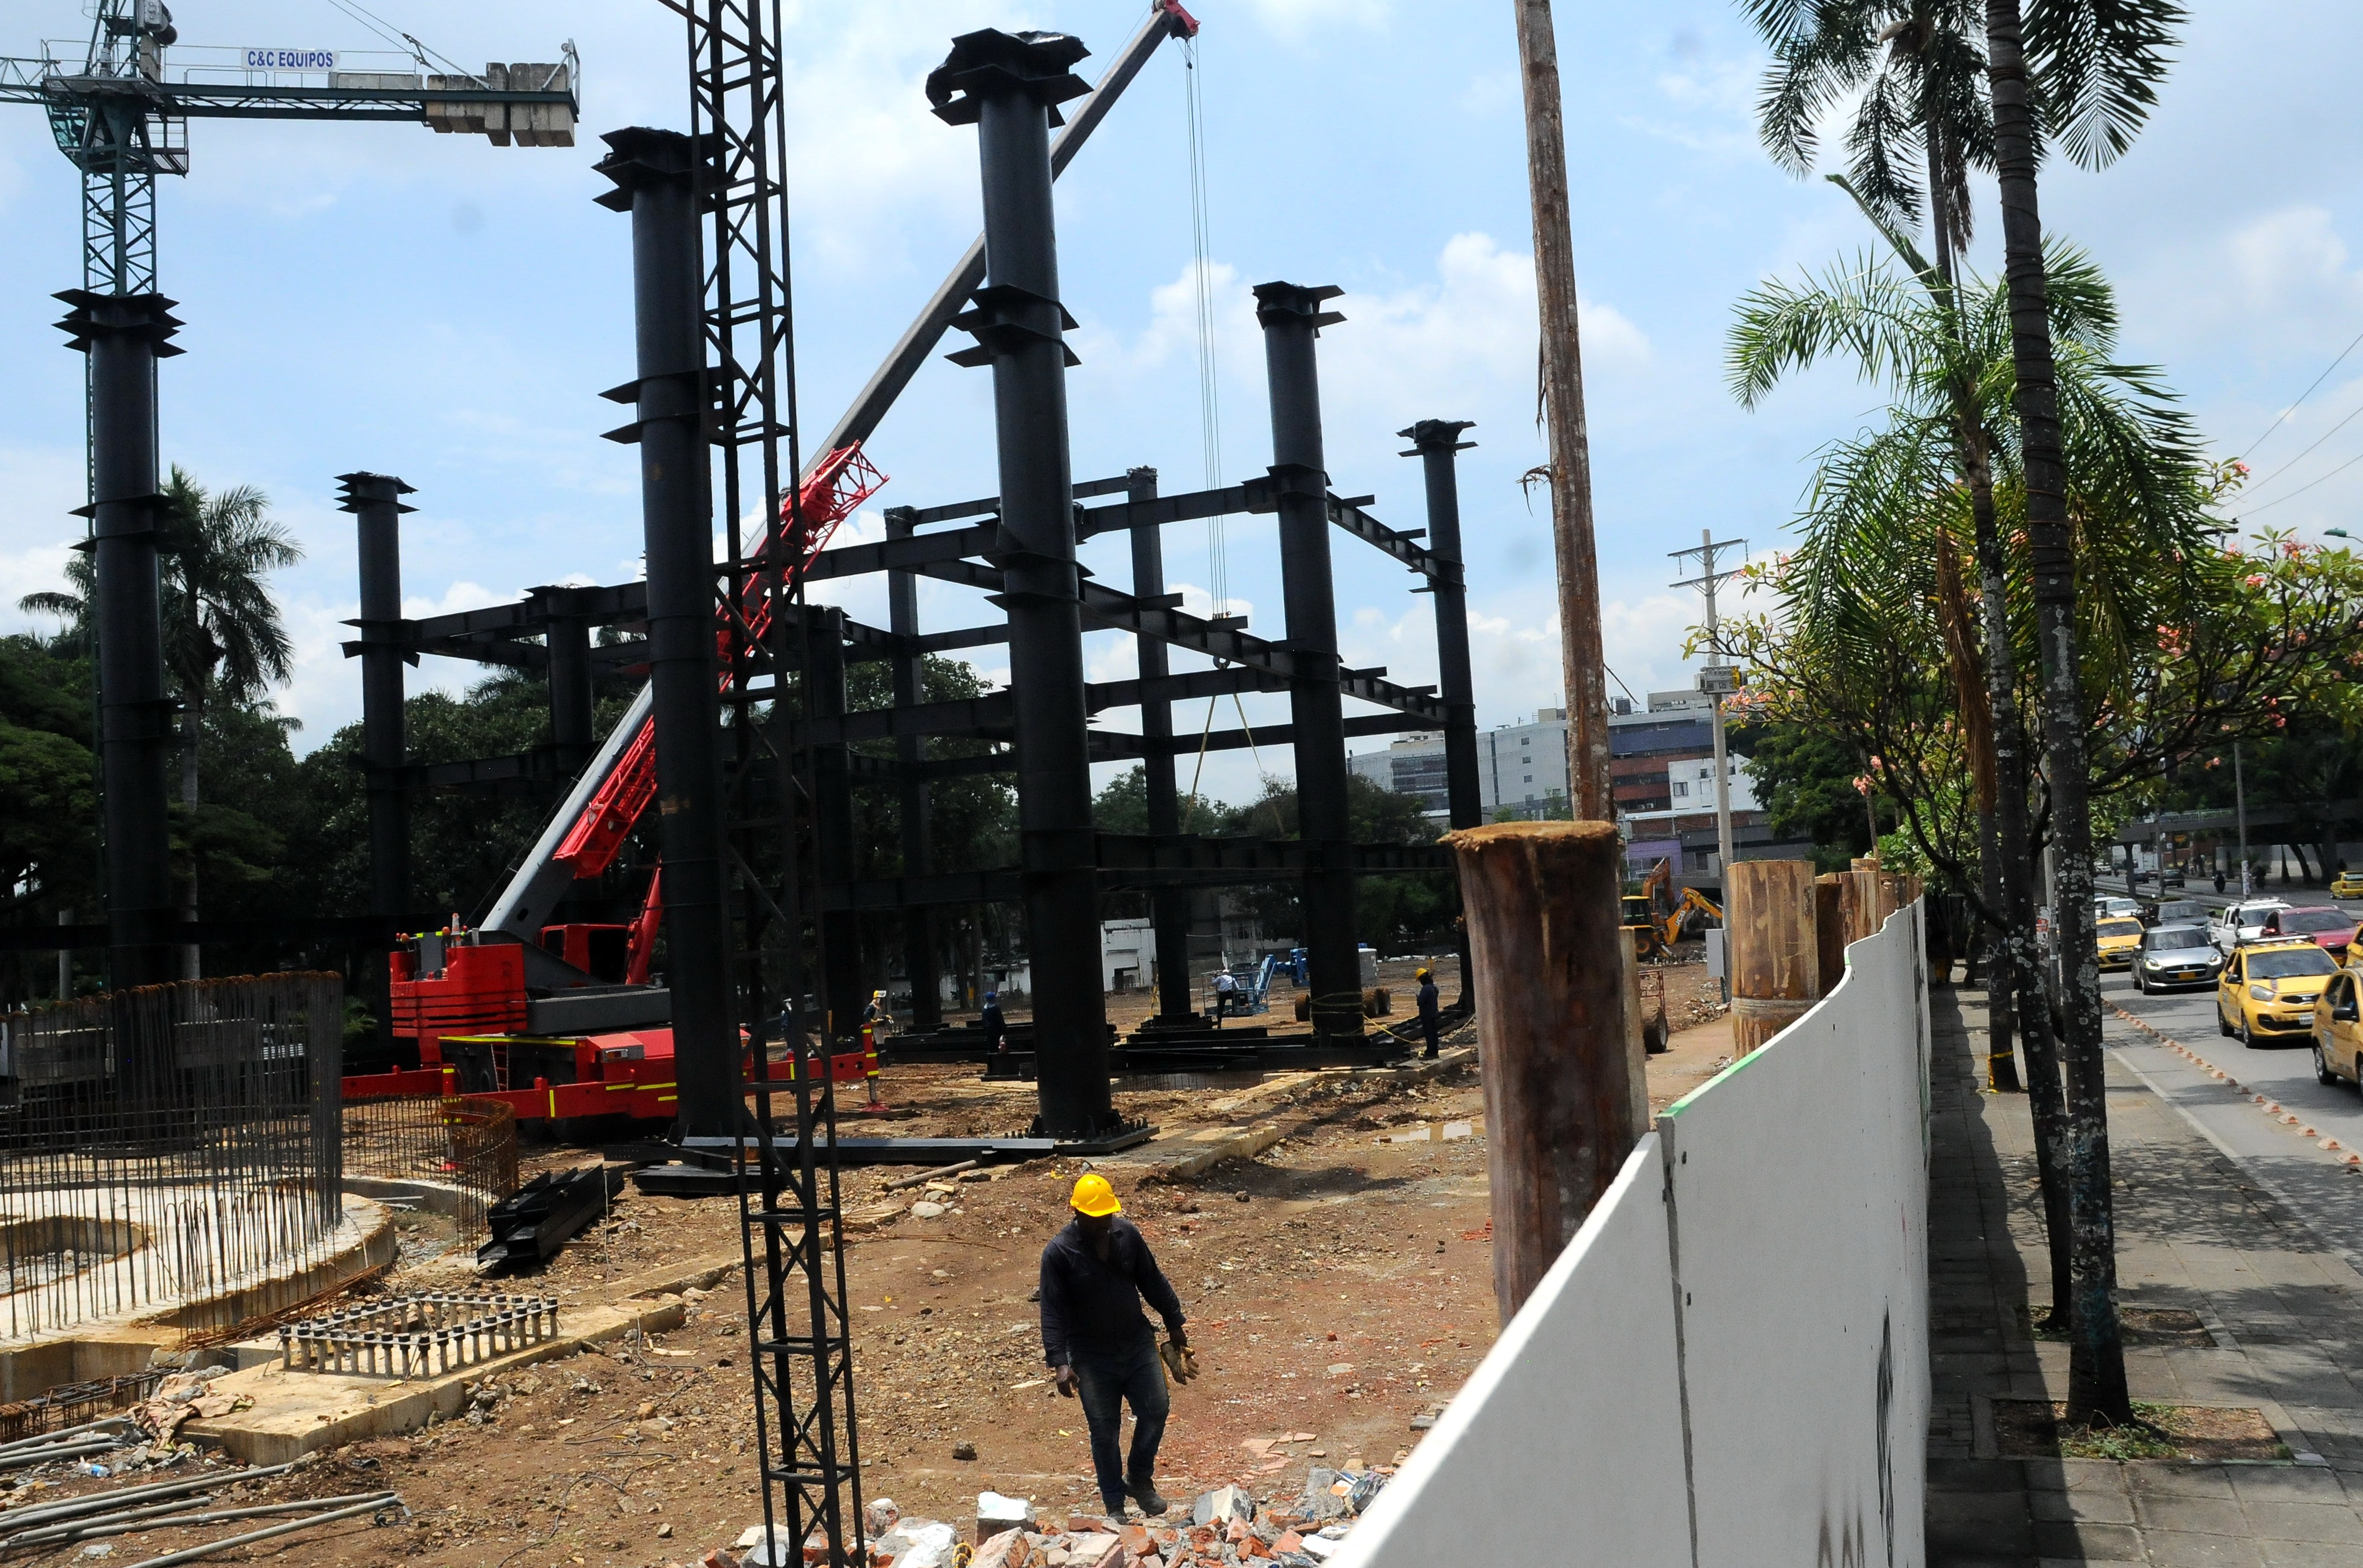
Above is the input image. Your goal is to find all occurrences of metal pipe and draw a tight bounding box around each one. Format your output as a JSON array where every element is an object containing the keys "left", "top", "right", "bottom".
[
  {"left": 115, "top": 1494, "right": 398, "bottom": 1568},
  {"left": 885, "top": 509, "right": 941, "bottom": 1031},
  {"left": 0, "top": 1463, "right": 297, "bottom": 1529},
  {"left": 60, "top": 289, "right": 180, "bottom": 994},
  {"left": 933, "top": 28, "right": 1115, "bottom": 1137},
  {"left": 1256, "top": 281, "right": 1362, "bottom": 1042},
  {"left": 16, "top": 1491, "right": 399, "bottom": 1549},
  {"left": 1403, "top": 421, "right": 1480, "bottom": 1007},
  {"left": 593, "top": 128, "right": 737, "bottom": 1140},
  {"left": 1125, "top": 467, "right": 1197, "bottom": 1024}
]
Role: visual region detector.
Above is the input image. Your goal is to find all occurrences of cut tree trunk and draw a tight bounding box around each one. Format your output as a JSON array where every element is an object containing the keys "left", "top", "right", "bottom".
[
  {"left": 1726, "top": 859, "right": 1821, "bottom": 1054},
  {"left": 1985, "top": 0, "right": 2127, "bottom": 1422},
  {"left": 1448, "top": 822, "right": 1643, "bottom": 1320}
]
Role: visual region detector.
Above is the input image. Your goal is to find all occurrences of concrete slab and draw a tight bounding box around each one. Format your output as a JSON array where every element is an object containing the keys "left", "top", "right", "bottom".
[{"left": 182, "top": 1293, "right": 687, "bottom": 1464}]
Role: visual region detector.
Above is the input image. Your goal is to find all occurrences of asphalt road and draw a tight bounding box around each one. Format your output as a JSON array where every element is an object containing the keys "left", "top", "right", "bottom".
[{"left": 2102, "top": 960, "right": 2363, "bottom": 1268}]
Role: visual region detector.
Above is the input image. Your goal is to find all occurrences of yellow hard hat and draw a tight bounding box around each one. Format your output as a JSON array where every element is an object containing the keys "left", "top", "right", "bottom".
[
  {"left": 1070, "top": 1173, "right": 1122, "bottom": 1218},
  {"left": 1415, "top": 967, "right": 1433, "bottom": 979}
]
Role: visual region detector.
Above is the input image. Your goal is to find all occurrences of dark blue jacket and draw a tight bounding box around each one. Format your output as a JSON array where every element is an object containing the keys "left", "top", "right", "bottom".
[
  {"left": 1417, "top": 978, "right": 1440, "bottom": 1021},
  {"left": 1038, "top": 1216, "right": 1184, "bottom": 1367}
]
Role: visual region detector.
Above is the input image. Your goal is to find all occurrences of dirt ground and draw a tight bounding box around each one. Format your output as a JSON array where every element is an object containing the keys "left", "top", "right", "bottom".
[{"left": 2, "top": 963, "right": 1728, "bottom": 1568}]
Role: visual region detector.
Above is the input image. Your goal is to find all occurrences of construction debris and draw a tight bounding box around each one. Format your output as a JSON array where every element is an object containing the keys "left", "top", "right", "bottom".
[{"left": 690, "top": 1471, "right": 1386, "bottom": 1568}]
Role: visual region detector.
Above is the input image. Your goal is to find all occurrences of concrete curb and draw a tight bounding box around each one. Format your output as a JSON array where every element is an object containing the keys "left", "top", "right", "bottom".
[{"left": 2110, "top": 1004, "right": 2363, "bottom": 1166}]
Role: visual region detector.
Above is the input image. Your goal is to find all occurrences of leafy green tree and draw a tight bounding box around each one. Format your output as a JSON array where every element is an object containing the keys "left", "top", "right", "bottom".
[{"left": 1744, "top": 721, "right": 1890, "bottom": 867}]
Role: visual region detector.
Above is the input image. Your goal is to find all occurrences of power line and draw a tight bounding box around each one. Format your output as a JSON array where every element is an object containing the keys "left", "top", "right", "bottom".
[
  {"left": 2240, "top": 393, "right": 2363, "bottom": 498},
  {"left": 2234, "top": 322, "right": 2363, "bottom": 463},
  {"left": 2242, "top": 444, "right": 2363, "bottom": 516}
]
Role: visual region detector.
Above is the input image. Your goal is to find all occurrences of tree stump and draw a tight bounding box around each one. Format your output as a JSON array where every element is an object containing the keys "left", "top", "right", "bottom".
[
  {"left": 1726, "top": 859, "right": 1821, "bottom": 1055},
  {"left": 1444, "top": 821, "right": 1642, "bottom": 1321}
]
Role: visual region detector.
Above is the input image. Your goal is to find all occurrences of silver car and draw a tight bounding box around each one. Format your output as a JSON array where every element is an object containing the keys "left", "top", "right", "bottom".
[{"left": 2133, "top": 923, "right": 2224, "bottom": 993}]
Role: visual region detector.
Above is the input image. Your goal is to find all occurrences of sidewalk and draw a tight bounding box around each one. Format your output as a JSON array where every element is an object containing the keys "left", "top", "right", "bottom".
[{"left": 1927, "top": 988, "right": 2363, "bottom": 1566}]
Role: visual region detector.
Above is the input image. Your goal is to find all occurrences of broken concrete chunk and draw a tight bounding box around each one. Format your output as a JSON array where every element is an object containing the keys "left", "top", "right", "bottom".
[
  {"left": 874, "top": 1519, "right": 957, "bottom": 1568},
  {"left": 1063, "top": 1533, "right": 1123, "bottom": 1568},
  {"left": 977, "top": 1491, "right": 1035, "bottom": 1540},
  {"left": 972, "top": 1528, "right": 1031, "bottom": 1568},
  {"left": 865, "top": 1498, "right": 901, "bottom": 1538},
  {"left": 911, "top": 1200, "right": 949, "bottom": 1219},
  {"left": 1190, "top": 1485, "right": 1253, "bottom": 1527}
]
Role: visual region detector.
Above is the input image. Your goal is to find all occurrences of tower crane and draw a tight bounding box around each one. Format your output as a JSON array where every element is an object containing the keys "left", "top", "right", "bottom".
[{"left": 0, "top": 2, "right": 577, "bottom": 989}]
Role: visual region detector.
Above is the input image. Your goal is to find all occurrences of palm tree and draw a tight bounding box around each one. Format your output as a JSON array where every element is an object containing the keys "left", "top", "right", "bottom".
[
  {"left": 1981, "top": 0, "right": 2184, "bottom": 1429},
  {"left": 1742, "top": 0, "right": 2188, "bottom": 1431},
  {"left": 1745, "top": 2, "right": 2031, "bottom": 1096},
  {"left": 1729, "top": 218, "right": 2209, "bottom": 1336},
  {"left": 158, "top": 468, "right": 301, "bottom": 976}
]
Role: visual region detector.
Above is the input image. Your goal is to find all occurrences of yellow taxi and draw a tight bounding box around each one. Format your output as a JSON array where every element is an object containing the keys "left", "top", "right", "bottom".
[
  {"left": 2094, "top": 916, "right": 2145, "bottom": 971},
  {"left": 2333, "top": 870, "right": 2363, "bottom": 900},
  {"left": 2217, "top": 938, "right": 2342, "bottom": 1048},
  {"left": 2309, "top": 971, "right": 2363, "bottom": 1088}
]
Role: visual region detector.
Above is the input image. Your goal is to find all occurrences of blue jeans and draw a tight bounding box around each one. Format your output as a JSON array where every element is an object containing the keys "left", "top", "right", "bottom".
[{"left": 1070, "top": 1333, "right": 1168, "bottom": 1512}]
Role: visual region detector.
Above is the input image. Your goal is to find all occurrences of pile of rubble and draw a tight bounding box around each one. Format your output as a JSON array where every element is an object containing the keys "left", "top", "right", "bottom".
[{"left": 711, "top": 1468, "right": 1388, "bottom": 1568}]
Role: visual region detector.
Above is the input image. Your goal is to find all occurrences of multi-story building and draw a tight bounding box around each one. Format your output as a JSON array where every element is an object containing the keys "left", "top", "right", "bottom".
[
  {"left": 1346, "top": 708, "right": 1574, "bottom": 822},
  {"left": 1347, "top": 687, "right": 1803, "bottom": 880}
]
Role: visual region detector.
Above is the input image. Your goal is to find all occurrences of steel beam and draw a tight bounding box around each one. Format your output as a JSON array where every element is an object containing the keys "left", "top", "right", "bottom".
[
  {"left": 1256, "top": 281, "right": 1362, "bottom": 1042},
  {"left": 593, "top": 128, "right": 737, "bottom": 1141},
  {"left": 934, "top": 28, "right": 1115, "bottom": 1138},
  {"left": 807, "top": 607, "right": 867, "bottom": 1043}
]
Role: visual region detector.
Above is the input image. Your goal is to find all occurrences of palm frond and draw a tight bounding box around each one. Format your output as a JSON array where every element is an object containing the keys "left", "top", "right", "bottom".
[{"left": 2024, "top": 0, "right": 2184, "bottom": 170}]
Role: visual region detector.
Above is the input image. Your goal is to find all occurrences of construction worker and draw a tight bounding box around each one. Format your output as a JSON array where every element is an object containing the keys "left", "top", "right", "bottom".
[
  {"left": 1210, "top": 968, "right": 1235, "bottom": 1023},
  {"left": 1416, "top": 966, "right": 1441, "bottom": 1059},
  {"left": 1041, "top": 1174, "right": 1187, "bottom": 1521},
  {"left": 863, "top": 989, "right": 891, "bottom": 1031},
  {"left": 980, "top": 990, "right": 1007, "bottom": 1054}
]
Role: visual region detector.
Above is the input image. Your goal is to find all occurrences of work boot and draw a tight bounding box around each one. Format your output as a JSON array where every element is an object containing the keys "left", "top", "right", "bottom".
[{"left": 1127, "top": 1479, "right": 1169, "bottom": 1516}]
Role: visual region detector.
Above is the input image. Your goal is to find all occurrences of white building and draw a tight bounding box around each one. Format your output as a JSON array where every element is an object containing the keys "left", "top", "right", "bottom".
[
  {"left": 1665, "top": 755, "right": 1757, "bottom": 813},
  {"left": 1347, "top": 709, "right": 1574, "bottom": 821}
]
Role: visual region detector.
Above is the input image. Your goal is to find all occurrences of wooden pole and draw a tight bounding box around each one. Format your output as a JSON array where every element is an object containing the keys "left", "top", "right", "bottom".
[
  {"left": 1447, "top": 822, "right": 1642, "bottom": 1321},
  {"left": 1813, "top": 873, "right": 1850, "bottom": 997},
  {"left": 1512, "top": 0, "right": 1610, "bottom": 819},
  {"left": 1726, "top": 859, "right": 1821, "bottom": 1055}
]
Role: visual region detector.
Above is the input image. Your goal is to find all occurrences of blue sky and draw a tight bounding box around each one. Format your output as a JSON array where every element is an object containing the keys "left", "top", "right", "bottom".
[{"left": 4, "top": 1, "right": 2362, "bottom": 808}]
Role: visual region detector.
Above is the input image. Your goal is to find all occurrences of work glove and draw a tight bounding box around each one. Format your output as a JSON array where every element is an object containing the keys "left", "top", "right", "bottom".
[{"left": 1158, "top": 1338, "right": 1199, "bottom": 1386}]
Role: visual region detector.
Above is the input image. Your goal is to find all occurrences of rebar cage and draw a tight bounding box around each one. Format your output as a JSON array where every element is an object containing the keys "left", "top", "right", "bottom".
[
  {"left": 341, "top": 1092, "right": 520, "bottom": 1235},
  {"left": 0, "top": 972, "right": 346, "bottom": 1341}
]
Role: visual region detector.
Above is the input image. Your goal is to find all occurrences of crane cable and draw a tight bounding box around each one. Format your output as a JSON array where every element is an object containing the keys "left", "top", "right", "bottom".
[{"left": 1182, "top": 30, "right": 1228, "bottom": 619}]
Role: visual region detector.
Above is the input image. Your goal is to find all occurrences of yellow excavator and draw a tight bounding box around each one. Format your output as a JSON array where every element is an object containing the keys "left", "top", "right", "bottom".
[{"left": 1622, "top": 859, "right": 1724, "bottom": 961}]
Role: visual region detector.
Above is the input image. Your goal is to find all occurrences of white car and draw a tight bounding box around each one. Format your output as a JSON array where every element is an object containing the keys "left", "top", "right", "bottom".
[
  {"left": 2210, "top": 898, "right": 2290, "bottom": 953},
  {"left": 2094, "top": 896, "right": 2142, "bottom": 921}
]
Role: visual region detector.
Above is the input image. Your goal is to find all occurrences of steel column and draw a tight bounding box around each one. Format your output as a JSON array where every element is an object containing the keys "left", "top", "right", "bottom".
[
  {"left": 1255, "top": 281, "right": 1362, "bottom": 1041},
  {"left": 58, "top": 289, "right": 179, "bottom": 994},
  {"left": 594, "top": 129, "right": 737, "bottom": 1139},
  {"left": 545, "top": 601, "right": 595, "bottom": 778},
  {"left": 885, "top": 508, "right": 943, "bottom": 1030},
  {"left": 1404, "top": 421, "right": 1480, "bottom": 1008},
  {"left": 1126, "top": 466, "right": 1198, "bottom": 1023},
  {"left": 338, "top": 471, "right": 414, "bottom": 1057},
  {"left": 932, "top": 30, "right": 1115, "bottom": 1136},
  {"left": 809, "top": 607, "right": 866, "bottom": 1043}
]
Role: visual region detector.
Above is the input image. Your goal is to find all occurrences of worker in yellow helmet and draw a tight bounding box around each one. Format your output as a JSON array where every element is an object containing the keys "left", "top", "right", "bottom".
[
  {"left": 1039, "top": 1173, "right": 1188, "bottom": 1521},
  {"left": 1415, "top": 966, "right": 1441, "bottom": 1059}
]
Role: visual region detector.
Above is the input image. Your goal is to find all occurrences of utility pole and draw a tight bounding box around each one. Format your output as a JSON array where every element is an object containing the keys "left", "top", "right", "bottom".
[
  {"left": 1512, "top": 0, "right": 1610, "bottom": 820},
  {"left": 1670, "top": 531, "right": 1746, "bottom": 885},
  {"left": 2235, "top": 740, "right": 2252, "bottom": 898}
]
